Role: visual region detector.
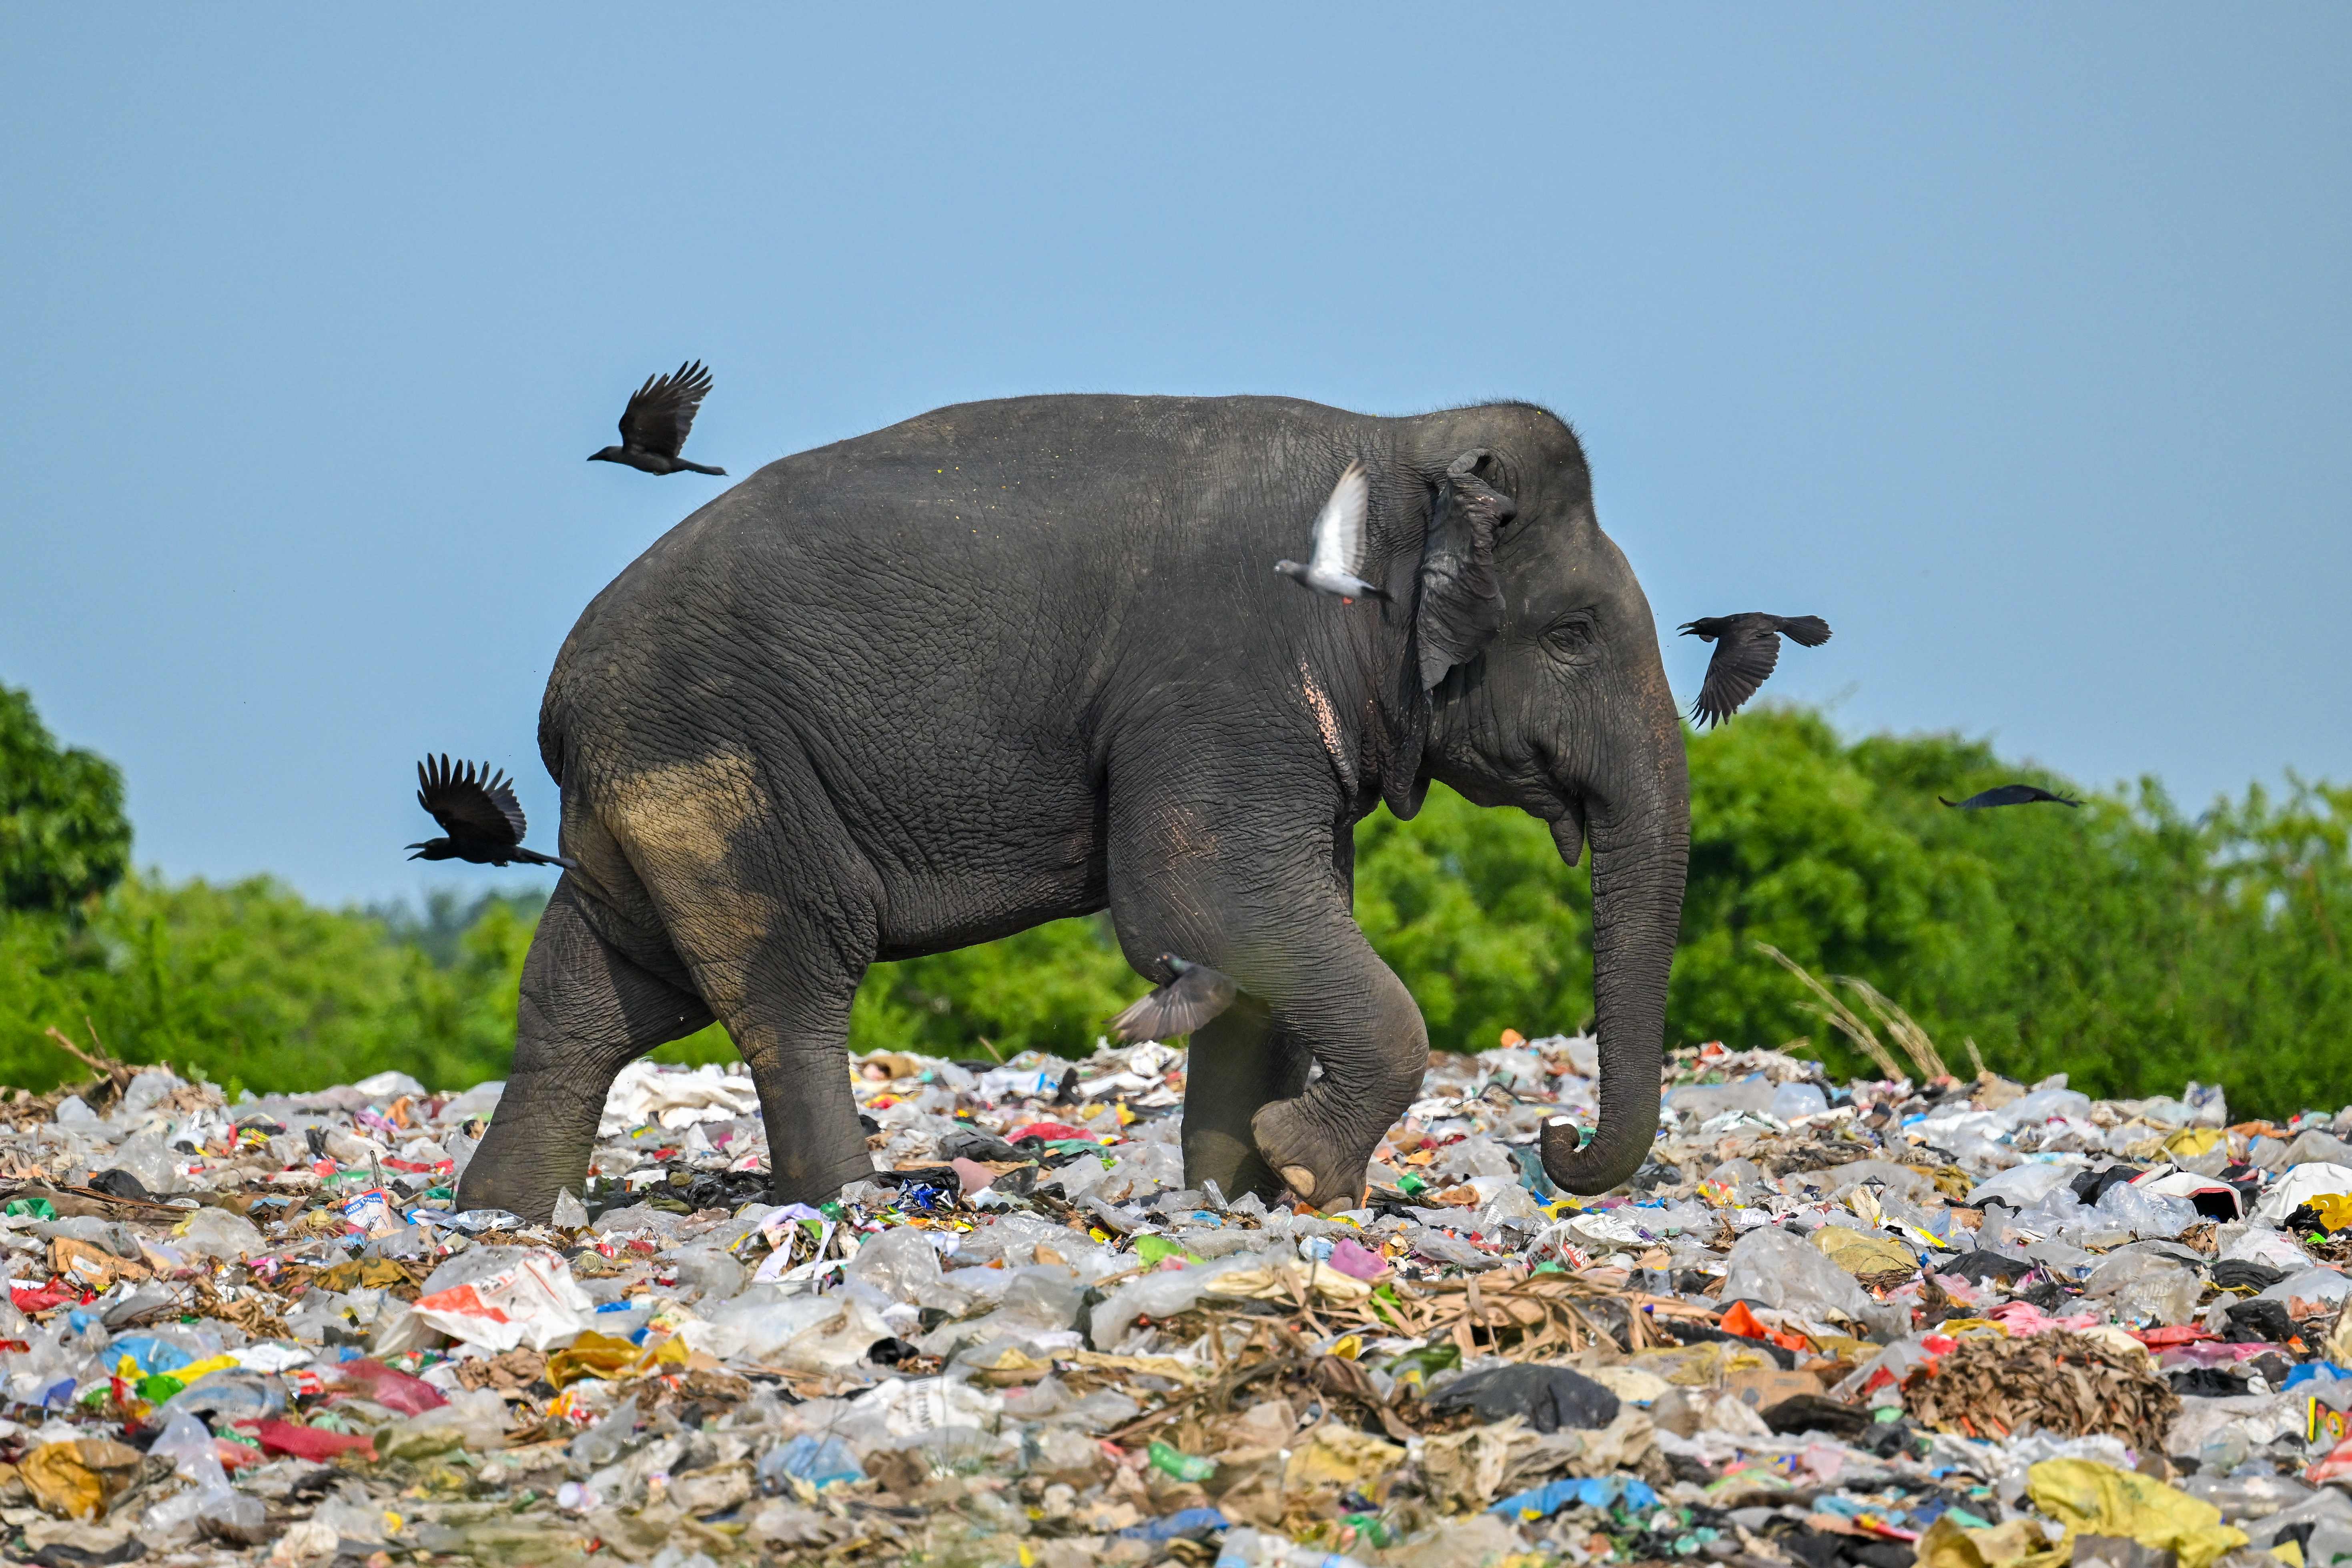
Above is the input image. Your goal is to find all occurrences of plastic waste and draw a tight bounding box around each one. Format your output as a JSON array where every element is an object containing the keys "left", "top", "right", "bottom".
[
  {"left": 1215, "top": 1526, "right": 1376, "bottom": 1568},
  {"left": 1425, "top": 1362, "right": 1621, "bottom": 1432},
  {"left": 1719, "top": 1222, "right": 1895, "bottom": 1337},
  {"left": 411, "top": 1245, "right": 596, "bottom": 1350},
  {"left": 760, "top": 1433, "right": 864, "bottom": 1490},
  {"left": 2025, "top": 1458, "right": 2247, "bottom": 1568},
  {"left": 1769, "top": 1081, "right": 1829, "bottom": 1121},
  {"left": 172, "top": 1206, "right": 264, "bottom": 1260},
  {"left": 2084, "top": 1251, "right": 2203, "bottom": 1326}
]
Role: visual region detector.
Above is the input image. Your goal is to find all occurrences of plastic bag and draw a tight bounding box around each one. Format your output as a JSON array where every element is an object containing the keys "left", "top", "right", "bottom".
[
  {"left": 2091, "top": 1180, "right": 2199, "bottom": 1239},
  {"left": 173, "top": 1207, "right": 263, "bottom": 1261},
  {"left": 411, "top": 1245, "right": 596, "bottom": 1351},
  {"left": 2084, "top": 1251, "right": 2202, "bottom": 1327},
  {"left": 1770, "top": 1081, "right": 1829, "bottom": 1121},
  {"left": 1718, "top": 1223, "right": 1894, "bottom": 1337},
  {"left": 2025, "top": 1458, "right": 2247, "bottom": 1568},
  {"left": 1424, "top": 1363, "right": 1620, "bottom": 1432}
]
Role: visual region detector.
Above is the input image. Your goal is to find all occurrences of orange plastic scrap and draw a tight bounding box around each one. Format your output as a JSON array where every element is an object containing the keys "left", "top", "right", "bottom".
[{"left": 1718, "top": 1300, "right": 1815, "bottom": 1354}]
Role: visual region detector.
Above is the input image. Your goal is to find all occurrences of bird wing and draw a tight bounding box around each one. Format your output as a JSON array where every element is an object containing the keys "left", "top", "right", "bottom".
[
  {"left": 416, "top": 754, "right": 526, "bottom": 846},
  {"left": 1108, "top": 963, "right": 1238, "bottom": 1043},
  {"left": 1307, "top": 462, "right": 1372, "bottom": 579},
  {"left": 1691, "top": 623, "right": 1783, "bottom": 728},
  {"left": 617, "top": 360, "right": 714, "bottom": 458},
  {"left": 1775, "top": 615, "right": 1833, "bottom": 648}
]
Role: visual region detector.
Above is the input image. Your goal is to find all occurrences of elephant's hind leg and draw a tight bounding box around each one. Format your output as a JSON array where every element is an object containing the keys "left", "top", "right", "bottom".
[
  {"left": 607, "top": 745, "right": 883, "bottom": 1208},
  {"left": 454, "top": 881, "right": 714, "bottom": 1223}
]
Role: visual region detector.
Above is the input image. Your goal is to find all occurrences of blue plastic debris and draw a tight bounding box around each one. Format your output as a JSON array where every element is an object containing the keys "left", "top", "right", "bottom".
[
  {"left": 1488, "top": 1474, "right": 1659, "bottom": 1520},
  {"left": 1121, "top": 1506, "right": 1229, "bottom": 1541}
]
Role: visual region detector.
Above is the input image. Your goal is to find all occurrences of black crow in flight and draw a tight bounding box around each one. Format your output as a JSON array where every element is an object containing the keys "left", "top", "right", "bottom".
[
  {"left": 1940, "top": 784, "right": 2083, "bottom": 810},
  {"left": 1108, "top": 955, "right": 1239, "bottom": 1044},
  {"left": 1679, "top": 613, "right": 1832, "bottom": 728},
  {"left": 409, "top": 755, "right": 577, "bottom": 868},
  {"left": 588, "top": 360, "right": 726, "bottom": 476}
]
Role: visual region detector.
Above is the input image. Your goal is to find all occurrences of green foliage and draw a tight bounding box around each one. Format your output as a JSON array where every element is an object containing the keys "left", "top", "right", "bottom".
[
  {"left": 0, "top": 875, "right": 539, "bottom": 1094},
  {"left": 2, "top": 681, "right": 2348, "bottom": 1120},
  {"left": 0, "top": 684, "right": 130, "bottom": 916},
  {"left": 1349, "top": 709, "right": 2352, "bottom": 1121}
]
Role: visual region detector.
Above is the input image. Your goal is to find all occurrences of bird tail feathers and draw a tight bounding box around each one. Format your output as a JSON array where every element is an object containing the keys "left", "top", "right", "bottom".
[{"left": 1781, "top": 616, "right": 1833, "bottom": 647}]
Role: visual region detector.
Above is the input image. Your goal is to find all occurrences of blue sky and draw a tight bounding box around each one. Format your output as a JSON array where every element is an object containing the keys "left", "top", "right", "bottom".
[{"left": 3, "top": 8, "right": 2346, "bottom": 908}]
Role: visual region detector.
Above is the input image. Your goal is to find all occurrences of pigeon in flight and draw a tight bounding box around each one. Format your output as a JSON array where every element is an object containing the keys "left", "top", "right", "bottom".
[
  {"left": 1108, "top": 955, "right": 1238, "bottom": 1044},
  {"left": 588, "top": 360, "right": 727, "bottom": 476},
  {"left": 1275, "top": 461, "right": 1391, "bottom": 604},
  {"left": 1680, "top": 613, "right": 1833, "bottom": 728},
  {"left": 408, "top": 754, "right": 577, "bottom": 868},
  {"left": 1940, "top": 784, "right": 2083, "bottom": 810}
]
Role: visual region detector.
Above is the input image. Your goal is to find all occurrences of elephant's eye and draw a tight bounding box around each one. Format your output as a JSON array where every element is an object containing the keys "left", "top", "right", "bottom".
[{"left": 1542, "top": 613, "right": 1600, "bottom": 662}]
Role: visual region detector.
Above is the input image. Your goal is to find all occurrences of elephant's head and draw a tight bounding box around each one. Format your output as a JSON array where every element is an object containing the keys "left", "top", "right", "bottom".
[{"left": 1390, "top": 407, "right": 1691, "bottom": 1194}]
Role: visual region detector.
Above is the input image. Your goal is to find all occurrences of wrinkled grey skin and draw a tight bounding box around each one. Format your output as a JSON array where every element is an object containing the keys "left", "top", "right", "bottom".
[{"left": 455, "top": 395, "right": 1689, "bottom": 1223}]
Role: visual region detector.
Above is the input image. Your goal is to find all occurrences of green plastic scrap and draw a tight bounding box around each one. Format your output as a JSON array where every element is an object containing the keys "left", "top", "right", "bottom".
[
  {"left": 4, "top": 1197, "right": 56, "bottom": 1221},
  {"left": 1133, "top": 1235, "right": 1203, "bottom": 1268},
  {"left": 1146, "top": 1441, "right": 1216, "bottom": 1482},
  {"left": 1380, "top": 1341, "right": 1460, "bottom": 1387}
]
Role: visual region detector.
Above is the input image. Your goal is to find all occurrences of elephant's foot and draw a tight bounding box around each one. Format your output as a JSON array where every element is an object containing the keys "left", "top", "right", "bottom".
[
  {"left": 454, "top": 1158, "right": 573, "bottom": 1227},
  {"left": 767, "top": 1145, "right": 883, "bottom": 1210},
  {"left": 1250, "top": 1098, "right": 1371, "bottom": 1213}
]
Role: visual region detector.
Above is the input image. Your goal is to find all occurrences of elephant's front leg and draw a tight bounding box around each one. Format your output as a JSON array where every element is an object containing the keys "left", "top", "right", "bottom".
[
  {"left": 1108, "top": 793, "right": 1428, "bottom": 1211},
  {"left": 1178, "top": 995, "right": 1310, "bottom": 1204}
]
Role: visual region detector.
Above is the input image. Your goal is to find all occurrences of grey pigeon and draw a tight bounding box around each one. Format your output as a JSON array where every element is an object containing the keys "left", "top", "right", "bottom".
[
  {"left": 408, "top": 754, "right": 578, "bottom": 869},
  {"left": 1940, "top": 784, "right": 2082, "bottom": 810},
  {"left": 1680, "top": 613, "right": 1832, "bottom": 728},
  {"left": 1108, "top": 954, "right": 1238, "bottom": 1044},
  {"left": 1275, "top": 461, "right": 1391, "bottom": 604},
  {"left": 589, "top": 360, "right": 726, "bottom": 476}
]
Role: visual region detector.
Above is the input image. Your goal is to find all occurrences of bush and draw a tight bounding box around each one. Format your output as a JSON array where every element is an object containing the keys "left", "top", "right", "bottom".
[{"left": 3, "top": 680, "right": 2348, "bottom": 1118}]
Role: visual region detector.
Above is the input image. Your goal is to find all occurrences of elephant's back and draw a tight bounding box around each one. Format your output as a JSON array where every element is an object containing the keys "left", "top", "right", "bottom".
[{"left": 542, "top": 393, "right": 1378, "bottom": 780}]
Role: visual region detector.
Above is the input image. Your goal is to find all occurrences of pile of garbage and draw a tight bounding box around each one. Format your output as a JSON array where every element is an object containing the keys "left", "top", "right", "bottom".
[{"left": 6, "top": 1028, "right": 2352, "bottom": 1568}]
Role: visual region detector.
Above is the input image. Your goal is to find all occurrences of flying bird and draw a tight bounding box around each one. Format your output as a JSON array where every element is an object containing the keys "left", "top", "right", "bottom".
[
  {"left": 408, "top": 754, "right": 577, "bottom": 868},
  {"left": 1679, "top": 613, "right": 1833, "bottom": 728},
  {"left": 1939, "top": 784, "right": 2083, "bottom": 810},
  {"left": 588, "top": 360, "right": 727, "bottom": 476},
  {"left": 1108, "top": 955, "right": 1238, "bottom": 1044},
  {"left": 1275, "top": 461, "right": 1390, "bottom": 604}
]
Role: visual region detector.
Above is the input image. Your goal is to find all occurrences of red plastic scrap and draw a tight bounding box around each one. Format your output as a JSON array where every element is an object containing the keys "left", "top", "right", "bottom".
[
  {"left": 9, "top": 1284, "right": 73, "bottom": 1314},
  {"left": 1007, "top": 1122, "right": 1093, "bottom": 1143},
  {"left": 257, "top": 1419, "right": 377, "bottom": 1462},
  {"left": 2131, "top": 1324, "right": 2217, "bottom": 1347},
  {"left": 321, "top": 1356, "right": 448, "bottom": 1416}
]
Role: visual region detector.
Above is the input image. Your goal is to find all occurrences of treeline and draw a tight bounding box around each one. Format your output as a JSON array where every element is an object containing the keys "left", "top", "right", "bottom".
[{"left": 2, "top": 684, "right": 2346, "bottom": 1117}]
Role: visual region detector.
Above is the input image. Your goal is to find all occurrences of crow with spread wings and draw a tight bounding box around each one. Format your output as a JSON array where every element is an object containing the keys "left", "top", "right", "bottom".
[
  {"left": 408, "top": 755, "right": 577, "bottom": 868},
  {"left": 588, "top": 360, "right": 727, "bottom": 476}
]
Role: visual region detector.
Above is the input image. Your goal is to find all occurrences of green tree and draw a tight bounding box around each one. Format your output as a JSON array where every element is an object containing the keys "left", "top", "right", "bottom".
[{"left": 0, "top": 684, "right": 130, "bottom": 916}]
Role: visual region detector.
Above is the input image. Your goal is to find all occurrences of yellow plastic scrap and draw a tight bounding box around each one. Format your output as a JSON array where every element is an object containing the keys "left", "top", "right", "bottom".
[
  {"left": 2024, "top": 1459, "right": 2248, "bottom": 1568},
  {"left": 1282, "top": 1424, "right": 1406, "bottom": 1494},
  {"left": 2308, "top": 1193, "right": 2352, "bottom": 1234},
  {"left": 2164, "top": 1127, "right": 2224, "bottom": 1159},
  {"left": 1914, "top": 1514, "right": 2070, "bottom": 1568},
  {"left": 1811, "top": 1225, "right": 1915, "bottom": 1276},
  {"left": 20, "top": 1439, "right": 141, "bottom": 1522},
  {"left": 544, "top": 1329, "right": 647, "bottom": 1388}
]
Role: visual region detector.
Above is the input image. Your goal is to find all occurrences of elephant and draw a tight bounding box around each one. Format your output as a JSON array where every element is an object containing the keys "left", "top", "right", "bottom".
[{"left": 454, "top": 394, "right": 1690, "bottom": 1223}]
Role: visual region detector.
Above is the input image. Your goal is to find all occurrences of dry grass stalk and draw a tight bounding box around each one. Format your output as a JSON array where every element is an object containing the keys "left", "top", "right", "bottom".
[
  {"left": 1964, "top": 1037, "right": 1988, "bottom": 1077},
  {"left": 1755, "top": 942, "right": 1905, "bottom": 1081},
  {"left": 1837, "top": 974, "right": 1950, "bottom": 1081}
]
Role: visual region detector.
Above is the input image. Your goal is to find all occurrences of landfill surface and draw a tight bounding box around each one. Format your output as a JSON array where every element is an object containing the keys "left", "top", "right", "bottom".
[{"left": 6, "top": 1035, "right": 2352, "bottom": 1568}]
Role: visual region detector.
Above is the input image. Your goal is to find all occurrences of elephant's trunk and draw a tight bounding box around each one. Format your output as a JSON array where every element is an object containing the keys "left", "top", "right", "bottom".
[{"left": 1540, "top": 751, "right": 1690, "bottom": 1194}]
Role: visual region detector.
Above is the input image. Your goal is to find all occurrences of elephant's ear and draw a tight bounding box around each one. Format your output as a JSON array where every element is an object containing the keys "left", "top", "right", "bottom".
[{"left": 1414, "top": 449, "right": 1518, "bottom": 691}]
